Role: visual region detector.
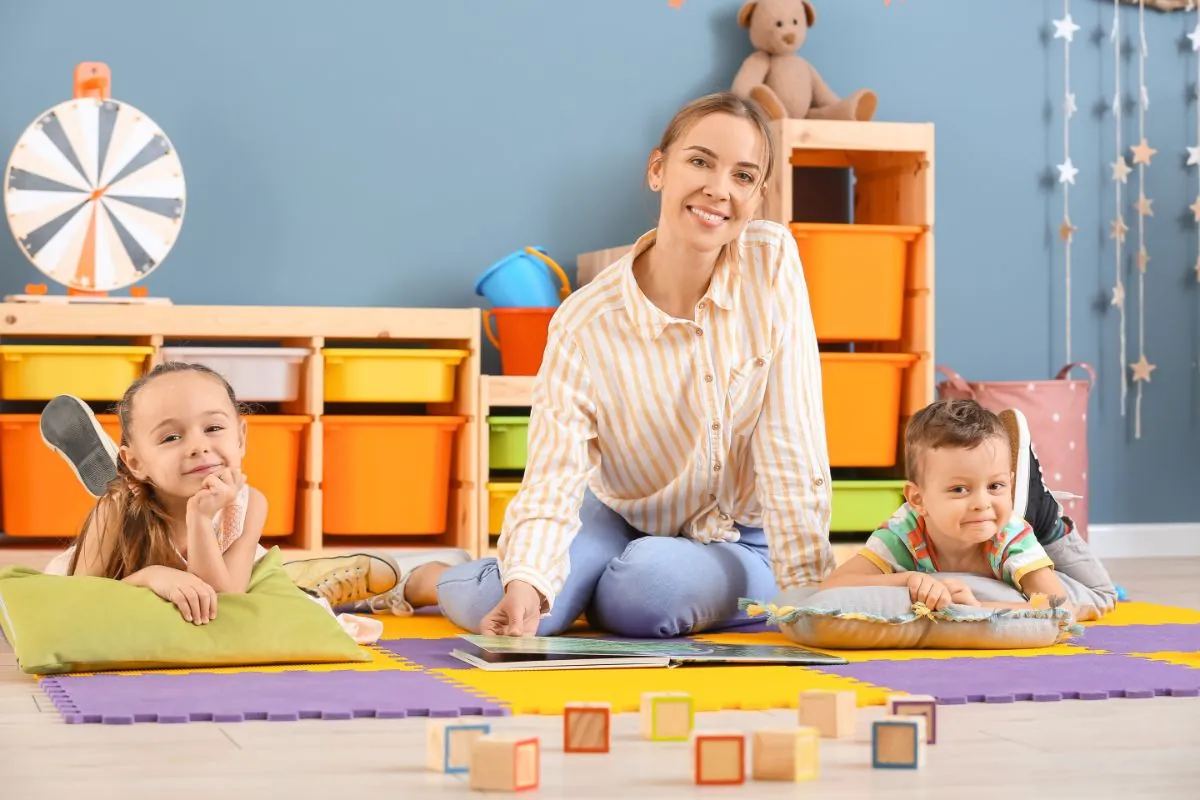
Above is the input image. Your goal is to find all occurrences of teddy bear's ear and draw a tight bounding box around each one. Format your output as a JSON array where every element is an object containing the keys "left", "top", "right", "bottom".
[
  {"left": 737, "top": 1, "right": 758, "bottom": 28},
  {"left": 803, "top": 0, "right": 816, "bottom": 27}
]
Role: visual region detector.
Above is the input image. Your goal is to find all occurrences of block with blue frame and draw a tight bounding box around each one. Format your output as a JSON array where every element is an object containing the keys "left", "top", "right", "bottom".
[
  {"left": 872, "top": 715, "right": 926, "bottom": 769},
  {"left": 427, "top": 718, "right": 492, "bottom": 773}
]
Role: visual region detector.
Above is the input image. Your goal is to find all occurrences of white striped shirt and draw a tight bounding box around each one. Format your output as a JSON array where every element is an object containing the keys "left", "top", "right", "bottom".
[{"left": 498, "top": 219, "right": 834, "bottom": 612}]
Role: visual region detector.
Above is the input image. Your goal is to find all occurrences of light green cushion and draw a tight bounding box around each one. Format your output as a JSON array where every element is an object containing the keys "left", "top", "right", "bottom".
[
  {"left": 740, "top": 581, "right": 1082, "bottom": 650},
  {"left": 0, "top": 547, "right": 371, "bottom": 675}
]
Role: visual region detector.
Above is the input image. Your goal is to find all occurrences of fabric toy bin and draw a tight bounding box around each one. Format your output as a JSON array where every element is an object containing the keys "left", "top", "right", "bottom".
[
  {"left": 486, "top": 481, "right": 522, "bottom": 535},
  {"left": 821, "top": 352, "right": 918, "bottom": 467},
  {"left": 242, "top": 415, "right": 309, "bottom": 537},
  {"left": 830, "top": 480, "right": 906, "bottom": 533},
  {"left": 0, "top": 413, "right": 121, "bottom": 537},
  {"left": 321, "top": 416, "right": 465, "bottom": 535},
  {"left": 158, "top": 346, "right": 309, "bottom": 402},
  {"left": 789, "top": 223, "right": 923, "bottom": 342},
  {"left": 322, "top": 348, "right": 469, "bottom": 403},
  {"left": 0, "top": 345, "right": 152, "bottom": 401},
  {"left": 488, "top": 416, "right": 530, "bottom": 470}
]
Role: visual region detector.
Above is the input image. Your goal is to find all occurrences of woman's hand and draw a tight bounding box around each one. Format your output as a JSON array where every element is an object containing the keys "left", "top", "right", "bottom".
[
  {"left": 906, "top": 572, "right": 952, "bottom": 611},
  {"left": 479, "top": 580, "right": 543, "bottom": 636},
  {"left": 137, "top": 565, "right": 219, "bottom": 624},
  {"left": 187, "top": 467, "right": 245, "bottom": 519},
  {"left": 939, "top": 577, "right": 981, "bottom": 607}
]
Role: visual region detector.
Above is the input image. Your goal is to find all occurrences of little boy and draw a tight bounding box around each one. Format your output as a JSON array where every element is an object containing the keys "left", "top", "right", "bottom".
[{"left": 820, "top": 399, "right": 1073, "bottom": 613}]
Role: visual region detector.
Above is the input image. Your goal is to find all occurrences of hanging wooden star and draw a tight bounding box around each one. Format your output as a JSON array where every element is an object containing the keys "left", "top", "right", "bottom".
[
  {"left": 1111, "top": 283, "right": 1125, "bottom": 309},
  {"left": 1135, "top": 194, "right": 1154, "bottom": 217},
  {"left": 1110, "top": 216, "right": 1129, "bottom": 242},
  {"left": 1053, "top": 14, "right": 1080, "bottom": 42},
  {"left": 1137, "top": 248, "right": 1151, "bottom": 273},
  {"left": 1112, "top": 157, "right": 1132, "bottom": 184},
  {"left": 1131, "top": 139, "right": 1157, "bottom": 166},
  {"left": 1058, "top": 218, "right": 1077, "bottom": 242},
  {"left": 1130, "top": 355, "right": 1156, "bottom": 383},
  {"left": 1190, "top": 196, "right": 1200, "bottom": 223},
  {"left": 1056, "top": 157, "right": 1078, "bottom": 185}
]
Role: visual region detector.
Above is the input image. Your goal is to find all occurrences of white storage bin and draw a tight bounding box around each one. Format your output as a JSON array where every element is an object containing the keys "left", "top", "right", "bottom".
[{"left": 159, "top": 346, "right": 309, "bottom": 402}]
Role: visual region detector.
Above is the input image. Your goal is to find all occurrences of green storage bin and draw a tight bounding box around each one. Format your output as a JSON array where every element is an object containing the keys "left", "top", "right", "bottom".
[
  {"left": 830, "top": 480, "right": 906, "bottom": 533},
  {"left": 488, "top": 415, "right": 530, "bottom": 470}
]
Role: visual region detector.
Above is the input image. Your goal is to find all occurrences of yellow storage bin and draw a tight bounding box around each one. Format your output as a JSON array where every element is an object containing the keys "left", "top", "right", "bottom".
[
  {"left": 486, "top": 481, "right": 522, "bottom": 535},
  {"left": 0, "top": 345, "right": 153, "bottom": 401},
  {"left": 323, "top": 348, "right": 469, "bottom": 403}
]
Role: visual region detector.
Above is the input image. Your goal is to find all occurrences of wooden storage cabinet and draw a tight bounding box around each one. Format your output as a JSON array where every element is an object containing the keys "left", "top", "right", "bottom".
[{"left": 0, "top": 303, "right": 481, "bottom": 559}]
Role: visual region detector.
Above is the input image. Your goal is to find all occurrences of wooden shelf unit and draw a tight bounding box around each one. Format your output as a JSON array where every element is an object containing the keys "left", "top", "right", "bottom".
[
  {"left": 0, "top": 303, "right": 482, "bottom": 559},
  {"left": 477, "top": 375, "right": 534, "bottom": 558},
  {"left": 764, "top": 118, "right": 935, "bottom": 442}
]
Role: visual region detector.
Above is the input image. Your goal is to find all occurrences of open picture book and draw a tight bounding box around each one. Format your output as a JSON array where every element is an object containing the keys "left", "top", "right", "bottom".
[{"left": 448, "top": 634, "right": 848, "bottom": 672}]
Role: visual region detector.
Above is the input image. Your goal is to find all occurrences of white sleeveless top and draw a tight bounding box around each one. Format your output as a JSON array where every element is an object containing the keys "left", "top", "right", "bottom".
[{"left": 44, "top": 484, "right": 264, "bottom": 576}]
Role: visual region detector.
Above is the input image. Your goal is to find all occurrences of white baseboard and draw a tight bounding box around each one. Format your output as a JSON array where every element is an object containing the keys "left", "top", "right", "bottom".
[{"left": 1086, "top": 523, "right": 1200, "bottom": 559}]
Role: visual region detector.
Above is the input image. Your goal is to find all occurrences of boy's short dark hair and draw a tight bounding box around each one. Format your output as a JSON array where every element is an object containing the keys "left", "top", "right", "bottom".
[{"left": 904, "top": 399, "right": 1008, "bottom": 483}]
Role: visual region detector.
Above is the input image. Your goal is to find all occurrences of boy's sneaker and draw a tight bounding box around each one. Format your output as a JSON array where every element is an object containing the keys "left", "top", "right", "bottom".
[
  {"left": 39, "top": 395, "right": 120, "bottom": 498},
  {"left": 999, "top": 407, "right": 1070, "bottom": 545},
  {"left": 284, "top": 552, "right": 402, "bottom": 608}
]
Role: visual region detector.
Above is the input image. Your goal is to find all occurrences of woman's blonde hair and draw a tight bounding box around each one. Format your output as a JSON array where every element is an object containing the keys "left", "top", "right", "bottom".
[{"left": 649, "top": 92, "right": 776, "bottom": 267}]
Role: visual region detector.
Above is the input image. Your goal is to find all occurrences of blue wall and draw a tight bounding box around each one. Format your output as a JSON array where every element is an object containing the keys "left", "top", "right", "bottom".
[{"left": 0, "top": 0, "right": 1197, "bottom": 525}]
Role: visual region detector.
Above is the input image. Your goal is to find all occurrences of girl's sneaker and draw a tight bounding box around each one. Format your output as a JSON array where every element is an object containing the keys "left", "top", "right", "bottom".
[
  {"left": 39, "top": 395, "right": 120, "bottom": 498},
  {"left": 999, "top": 407, "right": 1071, "bottom": 545}
]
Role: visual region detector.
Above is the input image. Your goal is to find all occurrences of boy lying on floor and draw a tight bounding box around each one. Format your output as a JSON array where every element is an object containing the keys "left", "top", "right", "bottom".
[{"left": 819, "top": 400, "right": 1117, "bottom": 619}]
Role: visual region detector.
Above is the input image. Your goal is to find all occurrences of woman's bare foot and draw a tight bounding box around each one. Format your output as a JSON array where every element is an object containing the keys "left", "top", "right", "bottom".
[{"left": 403, "top": 562, "right": 450, "bottom": 609}]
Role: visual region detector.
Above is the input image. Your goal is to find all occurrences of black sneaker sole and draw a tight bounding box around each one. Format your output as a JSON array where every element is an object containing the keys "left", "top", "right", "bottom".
[{"left": 39, "top": 396, "right": 119, "bottom": 498}]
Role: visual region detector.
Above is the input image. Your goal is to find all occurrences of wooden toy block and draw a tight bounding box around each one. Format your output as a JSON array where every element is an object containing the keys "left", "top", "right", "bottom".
[
  {"left": 640, "top": 692, "right": 694, "bottom": 741},
  {"left": 886, "top": 693, "right": 937, "bottom": 743},
  {"left": 798, "top": 689, "right": 856, "bottom": 739},
  {"left": 426, "top": 718, "right": 491, "bottom": 773},
  {"left": 563, "top": 702, "right": 611, "bottom": 753},
  {"left": 693, "top": 732, "right": 746, "bottom": 786},
  {"left": 750, "top": 727, "right": 820, "bottom": 782},
  {"left": 872, "top": 715, "right": 926, "bottom": 770},
  {"left": 469, "top": 735, "right": 540, "bottom": 792}
]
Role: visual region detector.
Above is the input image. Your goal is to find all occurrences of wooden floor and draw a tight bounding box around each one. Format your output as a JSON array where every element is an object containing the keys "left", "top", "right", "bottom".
[{"left": 2, "top": 557, "right": 1198, "bottom": 799}]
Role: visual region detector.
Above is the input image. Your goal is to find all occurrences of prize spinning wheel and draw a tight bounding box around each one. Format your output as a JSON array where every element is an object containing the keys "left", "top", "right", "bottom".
[{"left": 3, "top": 62, "right": 185, "bottom": 296}]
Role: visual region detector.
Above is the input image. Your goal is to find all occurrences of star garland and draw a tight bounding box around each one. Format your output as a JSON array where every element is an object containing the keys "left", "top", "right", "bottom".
[
  {"left": 1129, "top": 0, "right": 1155, "bottom": 439},
  {"left": 1054, "top": 2, "right": 1080, "bottom": 365},
  {"left": 1190, "top": 7, "right": 1200, "bottom": 283},
  {"left": 1111, "top": 0, "right": 1130, "bottom": 416}
]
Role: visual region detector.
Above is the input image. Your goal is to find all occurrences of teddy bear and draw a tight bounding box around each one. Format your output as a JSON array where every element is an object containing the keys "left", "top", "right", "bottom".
[{"left": 732, "top": 0, "right": 877, "bottom": 122}]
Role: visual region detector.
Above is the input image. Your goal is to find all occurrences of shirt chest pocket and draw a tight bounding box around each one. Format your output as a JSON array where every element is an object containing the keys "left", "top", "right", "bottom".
[{"left": 725, "top": 352, "right": 772, "bottom": 436}]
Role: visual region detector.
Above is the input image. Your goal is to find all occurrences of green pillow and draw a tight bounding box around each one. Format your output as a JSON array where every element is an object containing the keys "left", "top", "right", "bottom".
[{"left": 0, "top": 547, "right": 371, "bottom": 675}]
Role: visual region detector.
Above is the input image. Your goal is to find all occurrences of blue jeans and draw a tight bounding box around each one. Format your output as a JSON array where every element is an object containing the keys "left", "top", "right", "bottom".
[{"left": 436, "top": 491, "right": 779, "bottom": 638}]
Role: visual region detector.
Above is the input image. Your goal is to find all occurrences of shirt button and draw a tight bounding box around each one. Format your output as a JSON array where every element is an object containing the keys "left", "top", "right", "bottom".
[
  {"left": 704, "top": 374, "right": 713, "bottom": 383},
  {"left": 711, "top": 421, "right": 720, "bottom": 431},
  {"left": 815, "top": 477, "right": 825, "bottom": 486},
  {"left": 695, "top": 328, "right": 704, "bottom": 337},
  {"left": 698, "top": 301, "right": 706, "bottom": 311},
  {"left": 755, "top": 357, "right": 766, "bottom": 367},
  {"left": 713, "top": 462, "right": 722, "bottom": 472}
]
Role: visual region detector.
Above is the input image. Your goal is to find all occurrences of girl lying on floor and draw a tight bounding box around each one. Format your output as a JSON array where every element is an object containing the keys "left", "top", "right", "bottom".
[{"left": 38, "top": 363, "right": 386, "bottom": 644}]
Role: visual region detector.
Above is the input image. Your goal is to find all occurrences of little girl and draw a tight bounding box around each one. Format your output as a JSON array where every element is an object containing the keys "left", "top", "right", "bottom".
[
  {"left": 820, "top": 399, "right": 1075, "bottom": 614},
  {"left": 40, "top": 362, "right": 382, "bottom": 643}
]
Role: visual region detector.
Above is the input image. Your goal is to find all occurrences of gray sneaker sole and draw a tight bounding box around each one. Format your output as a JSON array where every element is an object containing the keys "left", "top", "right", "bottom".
[{"left": 39, "top": 396, "right": 119, "bottom": 498}]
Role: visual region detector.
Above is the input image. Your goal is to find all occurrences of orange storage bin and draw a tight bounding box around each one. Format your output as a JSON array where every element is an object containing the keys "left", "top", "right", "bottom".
[
  {"left": 322, "top": 416, "right": 465, "bottom": 535},
  {"left": 0, "top": 413, "right": 120, "bottom": 537},
  {"left": 242, "top": 415, "right": 308, "bottom": 538},
  {"left": 790, "top": 223, "right": 923, "bottom": 342},
  {"left": 821, "top": 352, "right": 918, "bottom": 467}
]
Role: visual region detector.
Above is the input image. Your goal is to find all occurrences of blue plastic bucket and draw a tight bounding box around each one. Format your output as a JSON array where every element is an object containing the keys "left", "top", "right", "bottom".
[{"left": 474, "top": 247, "right": 571, "bottom": 308}]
